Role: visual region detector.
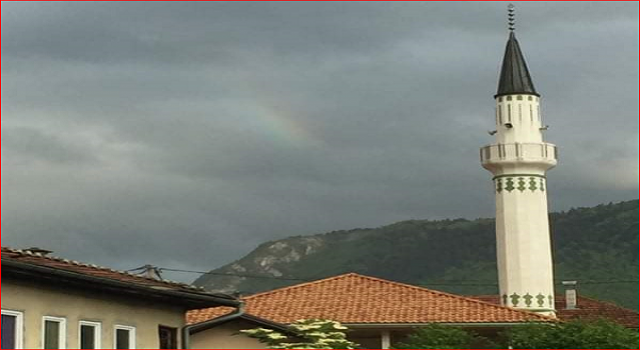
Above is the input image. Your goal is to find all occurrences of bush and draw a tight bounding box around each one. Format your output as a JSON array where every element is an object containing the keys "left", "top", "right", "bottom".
[
  {"left": 394, "top": 320, "right": 639, "bottom": 349},
  {"left": 504, "top": 319, "right": 640, "bottom": 349},
  {"left": 393, "top": 324, "right": 492, "bottom": 349}
]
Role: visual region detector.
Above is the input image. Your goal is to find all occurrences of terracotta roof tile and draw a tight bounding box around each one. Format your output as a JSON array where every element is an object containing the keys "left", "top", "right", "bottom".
[
  {"left": 473, "top": 295, "right": 639, "bottom": 329},
  {"left": 188, "top": 273, "right": 553, "bottom": 325}
]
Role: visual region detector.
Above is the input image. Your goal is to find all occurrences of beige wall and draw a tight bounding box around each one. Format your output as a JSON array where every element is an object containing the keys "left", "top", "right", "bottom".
[
  {"left": 2, "top": 278, "right": 186, "bottom": 349},
  {"left": 190, "top": 320, "right": 267, "bottom": 349}
]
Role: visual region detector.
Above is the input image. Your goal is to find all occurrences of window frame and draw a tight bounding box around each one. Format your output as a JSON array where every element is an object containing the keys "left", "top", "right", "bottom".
[
  {"left": 114, "top": 325, "right": 136, "bottom": 349},
  {"left": 78, "top": 321, "right": 102, "bottom": 349},
  {"left": 1, "top": 309, "right": 24, "bottom": 349},
  {"left": 42, "top": 316, "right": 67, "bottom": 349}
]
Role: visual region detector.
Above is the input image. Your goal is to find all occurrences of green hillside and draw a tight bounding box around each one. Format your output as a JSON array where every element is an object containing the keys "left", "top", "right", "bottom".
[{"left": 194, "top": 200, "right": 639, "bottom": 310}]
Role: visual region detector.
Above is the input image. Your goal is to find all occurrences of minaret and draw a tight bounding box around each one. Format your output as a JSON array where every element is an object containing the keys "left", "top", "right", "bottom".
[{"left": 480, "top": 6, "right": 557, "bottom": 317}]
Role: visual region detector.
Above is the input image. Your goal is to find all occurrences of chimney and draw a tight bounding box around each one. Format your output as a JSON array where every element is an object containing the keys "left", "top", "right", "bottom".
[
  {"left": 138, "top": 265, "right": 164, "bottom": 280},
  {"left": 562, "top": 281, "right": 578, "bottom": 310}
]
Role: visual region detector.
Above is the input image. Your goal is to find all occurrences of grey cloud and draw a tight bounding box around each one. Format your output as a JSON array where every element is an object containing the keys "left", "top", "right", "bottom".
[
  {"left": 1, "top": 1, "right": 637, "bottom": 278},
  {"left": 2, "top": 126, "right": 96, "bottom": 164}
]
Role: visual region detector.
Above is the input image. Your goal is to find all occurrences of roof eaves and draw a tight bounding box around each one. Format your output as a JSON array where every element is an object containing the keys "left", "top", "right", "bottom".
[{"left": 346, "top": 321, "right": 555, "bottom": 329}]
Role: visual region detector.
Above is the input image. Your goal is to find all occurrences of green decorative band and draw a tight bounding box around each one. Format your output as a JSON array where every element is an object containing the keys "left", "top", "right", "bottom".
[
  {"left": 495, "top": 176, "right": 546, "bottom": 193},
  {"left": 503, "top": 294, "right": 555, "bottom": 309},
  {"left": 514, "top": 308, "right": 556, "bottom": 313}
]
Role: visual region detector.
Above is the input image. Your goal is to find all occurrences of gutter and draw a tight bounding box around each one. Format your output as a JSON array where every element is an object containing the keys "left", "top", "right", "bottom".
[
  {"left": 345, "top": 322, "right": 554, "bottom": 329},
  {"left": 182, "top": 303, "right": 246, "bottom": 349}
]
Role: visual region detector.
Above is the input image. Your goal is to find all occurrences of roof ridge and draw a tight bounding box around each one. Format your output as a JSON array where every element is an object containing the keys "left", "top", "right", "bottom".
[{"left": 1, "top": 246, "right": 202, "bottom": 291}]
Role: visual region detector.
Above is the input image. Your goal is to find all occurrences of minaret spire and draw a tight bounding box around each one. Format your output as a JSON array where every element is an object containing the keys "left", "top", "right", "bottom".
[
  {"left": 497, "top": 4, "right": 538, "bottom": 98},
  {"left": 508, "top": 4, "right": 516, "bottom": 32}
]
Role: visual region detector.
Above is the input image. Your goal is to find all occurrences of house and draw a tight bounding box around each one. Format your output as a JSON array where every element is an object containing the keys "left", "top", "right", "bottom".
[
  {"left": 472, "top": 295, "right": 639, "bottom": 330},
  {"left": 1, "top": 247, "right": 241, "bottom": 349},
  {"left": 187, "top": 273, "right": 553, "bottom": 349}
]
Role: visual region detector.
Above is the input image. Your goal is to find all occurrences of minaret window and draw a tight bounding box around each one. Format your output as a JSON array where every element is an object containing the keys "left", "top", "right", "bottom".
[
  {"left": 530, "top": 105, "right": 534, "bottom": 122},
  {"left": 507, "top": 96, "right": 513, "bottom": 101},
  {"left": 517, "top": 95, "right": 523, "bottom": 100},
  {"left": 507, "top": 105, "right": 512, "bottom": 122},
  {"left": 519, "top": 105, "right": 523, "bottom": 122},
  {"left": 528, "top": 96, "right": 533, "bottom": 101}
]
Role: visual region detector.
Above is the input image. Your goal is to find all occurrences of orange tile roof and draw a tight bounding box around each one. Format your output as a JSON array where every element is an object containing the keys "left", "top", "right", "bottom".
[
  {"left": 188, "top": 273, "right": 552, "bottom": 325},
  {"left": 473, "top": 295, "right": 639, "bottom": 329}
]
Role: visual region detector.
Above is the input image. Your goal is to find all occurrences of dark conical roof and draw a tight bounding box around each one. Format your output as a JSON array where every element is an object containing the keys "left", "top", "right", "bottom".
[{"left": 496, "top": 32, "right": 539, "bottom": 97}]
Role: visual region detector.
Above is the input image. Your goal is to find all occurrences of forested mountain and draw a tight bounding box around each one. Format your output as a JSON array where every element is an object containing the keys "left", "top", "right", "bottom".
[{"left": 194, "top": 200, "right": 639, "bottom": 310}]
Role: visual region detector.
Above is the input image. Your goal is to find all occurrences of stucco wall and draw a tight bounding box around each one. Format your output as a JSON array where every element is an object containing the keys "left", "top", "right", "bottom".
[
  {"left": 1, "top": 278, "right": 186, "bottom": 349},
  {"left": 190, "top": 320, "right": 267, "bottom": 349}
]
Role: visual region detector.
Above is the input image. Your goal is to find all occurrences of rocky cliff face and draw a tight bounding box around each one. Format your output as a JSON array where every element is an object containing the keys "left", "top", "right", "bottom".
[
  {"left": 194, "top": 200, "right": 639, "bottom": 310},
  {"left": 194, "top": 236, "right": 326, "bottom": 293}
]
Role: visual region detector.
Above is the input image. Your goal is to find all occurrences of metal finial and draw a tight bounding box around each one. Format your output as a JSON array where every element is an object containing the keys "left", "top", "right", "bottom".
[{"left": 508, "top": 4, "right": 516, "bottom": 32}]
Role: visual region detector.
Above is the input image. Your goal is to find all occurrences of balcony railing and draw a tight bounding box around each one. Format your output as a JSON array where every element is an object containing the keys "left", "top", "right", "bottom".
[{"left": 480, "top": 143, "right": 557, "bottom": 163}]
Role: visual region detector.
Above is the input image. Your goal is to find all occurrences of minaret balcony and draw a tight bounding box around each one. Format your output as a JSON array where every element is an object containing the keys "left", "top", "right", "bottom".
[{"left": 481, "top": 143, "right": 557, "bottom": 171}]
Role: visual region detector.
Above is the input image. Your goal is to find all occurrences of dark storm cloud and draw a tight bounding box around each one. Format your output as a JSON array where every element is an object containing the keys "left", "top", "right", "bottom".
[{"left": 2, "top": 1, "right": 637, "bottom": 278}]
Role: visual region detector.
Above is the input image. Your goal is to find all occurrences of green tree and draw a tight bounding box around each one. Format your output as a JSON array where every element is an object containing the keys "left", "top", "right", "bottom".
[
  {"left": 504, "top": 319, "right": 639, "bottom": 349},
  {"left": 240, "top": 319, "right": 359, "bottom": 349},
  {"left": 393, "top": 324, "right": 493, "bottom": 349},
  {"left": 395, "top": 320, "right": 638, "bottom": 349}
]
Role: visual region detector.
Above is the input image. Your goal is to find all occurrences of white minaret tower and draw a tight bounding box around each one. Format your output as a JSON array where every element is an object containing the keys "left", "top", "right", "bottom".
[{"left": 480, "top": 6, "right": 557, "bottom": 317}]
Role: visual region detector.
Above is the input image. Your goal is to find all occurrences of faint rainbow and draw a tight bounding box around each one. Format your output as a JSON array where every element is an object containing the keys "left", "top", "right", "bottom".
[{"left": 250, "top": 100, "right": 321, "bottom": 147}]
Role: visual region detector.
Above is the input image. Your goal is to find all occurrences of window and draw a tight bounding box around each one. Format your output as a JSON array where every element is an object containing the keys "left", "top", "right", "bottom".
[
  {"left": 2, "top": 310, "right": 23, "bottom": 349},
  {"left": 158, "top": 326, "right": 178, "bottom": 349},
  {"left": 115, "top": 326, "right": 136, "bottom": 349},
  {"left": 530, "top": 105, "right": 534, "bottom": 122},
  {"left": 518, "top": 105, "right": 523, "bottom": 122},
  {"left": 42, "top": 317, "right": 66, "bottom": 349},
  {"left": 79, "top": 321, "right": 101, "bottom": 349}
]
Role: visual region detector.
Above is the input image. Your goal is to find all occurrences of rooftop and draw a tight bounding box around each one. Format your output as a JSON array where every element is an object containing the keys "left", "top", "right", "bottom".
[
  {"left": 188, "top": 273, "right": 552, "bottom": 326},
  {"left": 496, "top": 32, "right": 538, "bottom": 97}
]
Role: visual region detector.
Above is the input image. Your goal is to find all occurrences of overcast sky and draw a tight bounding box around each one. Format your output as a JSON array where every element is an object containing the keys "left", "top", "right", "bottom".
[{"left": 2, "top": 1, "right": 638, "bottom": 279}]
